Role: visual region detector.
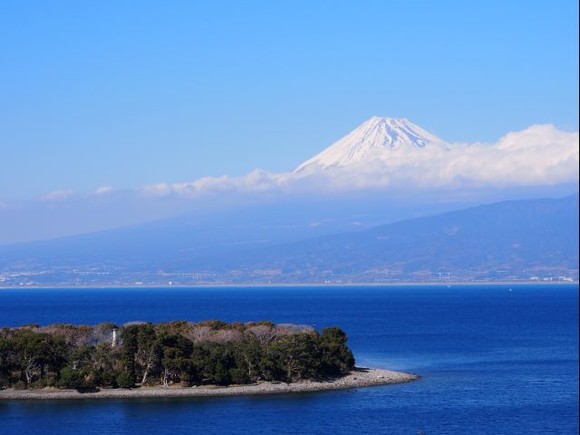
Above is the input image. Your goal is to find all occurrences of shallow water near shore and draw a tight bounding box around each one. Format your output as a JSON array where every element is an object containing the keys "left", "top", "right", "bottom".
[{"left": 0, "top": 284, "right": 578, "bottom": 434}]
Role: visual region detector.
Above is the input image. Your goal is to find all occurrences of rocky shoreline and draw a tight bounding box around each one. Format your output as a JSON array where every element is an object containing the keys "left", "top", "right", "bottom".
[{"left": 0, "top": 368, "right": 418, "bottom": 401}]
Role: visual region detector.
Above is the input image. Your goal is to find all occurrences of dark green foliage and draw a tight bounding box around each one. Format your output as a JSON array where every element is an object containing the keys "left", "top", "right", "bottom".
[
  {"left": 319, "top": 327, "right": 355, "bottom": 376},
  {"left": 8, "top": 329, "right": 69, "bottom": 385},
  {"left": 119, "top": 324, "right": 140, "bottom": 383},
  {"left": 159, "top": 333, "right": 192, "bottom": 386},
  {"left": 116, "top": 371, "right": 134, "bottom": 389},
  {"left": 0, "top": 321, "right": 356, "bottom": 389},
  {"left": 59, "top": 345, "right": 97, "bottom": 390},
  {"left": 59, "top": 367, "right": 85, "bottom": 389}
]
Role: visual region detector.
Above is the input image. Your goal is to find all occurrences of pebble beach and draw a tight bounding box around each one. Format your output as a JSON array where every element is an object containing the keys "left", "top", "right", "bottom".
[{"left": 0, "top": 368, "right": 418, "bottom": 401}]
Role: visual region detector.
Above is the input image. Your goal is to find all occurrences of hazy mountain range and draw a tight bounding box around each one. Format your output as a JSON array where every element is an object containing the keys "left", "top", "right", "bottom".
[
  {"left": 189, "top": 194, "right": 578, "bottom": 284},
  {"left": 0, "top": 194, "right": 576, "bottom": 286},
  {"left": 1, "top": 116, "right": 577, "bottom": 286}
]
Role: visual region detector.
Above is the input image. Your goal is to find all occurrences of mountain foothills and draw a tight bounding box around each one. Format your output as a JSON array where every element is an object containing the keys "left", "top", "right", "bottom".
[{"left": 0, "top": 194, "right": 577, "bottom": 286}]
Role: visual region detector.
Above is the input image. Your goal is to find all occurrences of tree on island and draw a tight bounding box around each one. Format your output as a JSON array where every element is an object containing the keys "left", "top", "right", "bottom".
[{"left": 0, "top": 321, "right": 355, "bottom": 391}]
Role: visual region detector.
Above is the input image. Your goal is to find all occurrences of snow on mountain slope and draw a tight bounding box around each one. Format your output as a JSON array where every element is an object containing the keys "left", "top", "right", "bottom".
[{"left": 294, "top": 116, "right": 447, "bottom": 172}]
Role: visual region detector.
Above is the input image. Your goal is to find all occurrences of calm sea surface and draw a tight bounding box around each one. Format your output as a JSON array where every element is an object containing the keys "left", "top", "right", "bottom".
[{"left": 0, "top": 284, "right": 578, "bottom": 434}]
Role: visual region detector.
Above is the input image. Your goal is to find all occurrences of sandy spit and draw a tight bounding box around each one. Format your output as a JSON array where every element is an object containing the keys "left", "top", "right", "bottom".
[{"left": 0, "top": 368, "right": 418, "bottom": 401}]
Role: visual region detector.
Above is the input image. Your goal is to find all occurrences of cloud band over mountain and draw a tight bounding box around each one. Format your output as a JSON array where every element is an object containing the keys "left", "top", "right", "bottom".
[{"left": 136, "top": 119, "right": 578, "bottom": 197}]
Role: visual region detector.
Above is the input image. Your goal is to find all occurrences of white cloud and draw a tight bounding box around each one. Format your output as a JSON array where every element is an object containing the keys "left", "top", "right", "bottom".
[
  {"left": 140, "top": 183, "right": 174, "bottom": 197},
  {"left": 94, "top": 186, "right": 113, "bottom": 195},
  {"left": 41, "top": 124, "right": 579, "bottom": 202},
  {"left": 139, "top": 171, "right": 293, "bottom": 198},
  {"left": 292, "top": 124, "right": 579, "bottom": 191},
  {"left": 135, "top": 124, "right": 578, "bottom": 196},
  {"left": 436, "top": 124, "right": 579, "bottom": 187},
  {"left": 42, "top": 189, "right": 76, "bottom": 201}
]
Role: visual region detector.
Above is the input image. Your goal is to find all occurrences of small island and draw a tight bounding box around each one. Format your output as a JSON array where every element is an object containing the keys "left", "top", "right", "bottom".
[{"left": 0, "top": 321, "right": 418, "bottom": 400}]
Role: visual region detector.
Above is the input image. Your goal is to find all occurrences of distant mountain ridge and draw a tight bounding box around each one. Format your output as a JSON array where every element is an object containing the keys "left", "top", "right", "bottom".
[
  {"left": 295, "top": 116, "right": 446, "bottom": 172},
  {"left": 191, "top": 194, "right": 578, "bottom": 284},
  {"left": 0, "top": 194, "right": 577, "bottom": 286}
]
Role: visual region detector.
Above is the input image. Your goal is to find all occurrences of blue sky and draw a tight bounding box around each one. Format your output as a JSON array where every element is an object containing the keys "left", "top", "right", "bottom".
[{"left": 1, "top": 0, "right": 578, "bottom": 201}]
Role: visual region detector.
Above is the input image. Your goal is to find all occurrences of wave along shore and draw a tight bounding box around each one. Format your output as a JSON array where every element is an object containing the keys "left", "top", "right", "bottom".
[{"left": 0, "top": 368, "right": 418, "bottom": 401}]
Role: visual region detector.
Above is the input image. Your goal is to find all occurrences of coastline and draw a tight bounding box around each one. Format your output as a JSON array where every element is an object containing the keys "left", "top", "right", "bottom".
[
  {"left": 1, "top": 281, "right": 577, "bottom": 291},
  {"left": 0, "top": 368, "right": 418, "bottom": 401}
]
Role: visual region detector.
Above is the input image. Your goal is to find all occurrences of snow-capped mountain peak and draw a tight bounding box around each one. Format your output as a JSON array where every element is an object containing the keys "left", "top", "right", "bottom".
[{"left": 294, "top": 116, "right": 446, "bottom": 172}]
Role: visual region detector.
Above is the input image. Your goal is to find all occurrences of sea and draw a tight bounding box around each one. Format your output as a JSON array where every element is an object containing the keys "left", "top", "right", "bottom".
[{"left": 0, "top": 284, "right": 577, "bottom": 435}]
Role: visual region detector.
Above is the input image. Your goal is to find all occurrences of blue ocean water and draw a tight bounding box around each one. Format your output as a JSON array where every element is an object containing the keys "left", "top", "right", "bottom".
[{"left": 0, "top": 284, "right": 577, "bottom": 434}]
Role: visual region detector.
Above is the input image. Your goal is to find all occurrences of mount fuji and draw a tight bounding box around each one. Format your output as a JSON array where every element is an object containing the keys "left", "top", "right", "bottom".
[{"left": 294, "top": 116, "right": 447, "bottom": 172}]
